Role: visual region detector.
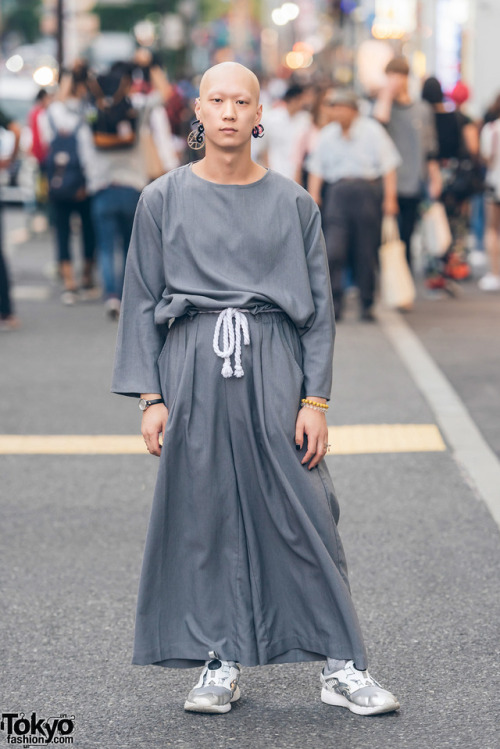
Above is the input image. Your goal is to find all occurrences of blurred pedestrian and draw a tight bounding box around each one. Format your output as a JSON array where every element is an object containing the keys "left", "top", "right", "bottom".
[
  {"left": 479, "top": 96, "right": 500, "bottom": 291},
  {"left": 0, "top": 108, "right": 21, "bottom": 331},
  {"left": 374, "top": 57, "right": 442, "bottom": 270},
  {"left": 421, "top": 76, "right": 480, "bottom": 285},
  {"left": 449, "top": 81, "right": 486, "bottom": 259},
  {"left": 423, "top": 78, "right": 479, "bottom": 161},
  {"left": 130, "top": 48, "right": 181, "bottom": 178},
  {"left": 294, "top": 85, "right": 336, "bottom": 188},
  {"left": 28, "top": 89, "right": 51, "bottom": 179},
  {"left": 111, "top": 62, "right": 399, "bottom": 716},
  {"left": 27, "top": 89, "right": 52, "bottom": 227},
  {"left": 85, "top": 59, "right": 175, "bottom": 319},
  {"left": 308, "top": 90, "right": 401, "bottom": 321},
  {"left": 258, "top": 83, "right": 312, "bottom": 180},
  {"left": 46, "top": 66, "right": 96, "bottom": 305}
]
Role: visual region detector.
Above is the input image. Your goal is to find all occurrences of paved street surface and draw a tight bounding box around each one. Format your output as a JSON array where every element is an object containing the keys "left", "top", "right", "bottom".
[{"left": 1, "top": 210, "right": 499, "bottom": 749}]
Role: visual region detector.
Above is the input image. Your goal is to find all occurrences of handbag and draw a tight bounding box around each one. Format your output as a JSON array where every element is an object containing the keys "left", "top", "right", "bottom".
[
  {"left": 140, "top": 108, "right": 165, "bottom": 182},
  {"left": 378, "top": 217, "right": 416, "bottom": 309},
  {"left": 421, "top": 201, "right": 452, "bottom": 258},
  {"left": 444, "top": 158, "right": 485, "bottom": 201}
]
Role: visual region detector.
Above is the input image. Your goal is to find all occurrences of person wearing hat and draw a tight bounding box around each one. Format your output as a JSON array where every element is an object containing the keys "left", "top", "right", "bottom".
[
  {"left": 307, "top": 89, "right": 401, "bottom": 321},
  {"left": 374, "top": 56, "right": 442, "bottom": 270}
]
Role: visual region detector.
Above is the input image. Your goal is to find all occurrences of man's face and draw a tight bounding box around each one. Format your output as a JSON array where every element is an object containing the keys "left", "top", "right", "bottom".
[
  {"left": 301, "top": 87, "right": 315, "bottom": 112},
  {"left": 287, "top": 93, "right": 306, "bottom": 116},
  {"left": 386, "top": 72, "right": 408, "bottom": 98},
  {"left": 330, "top": 104, "right": 357, "bottom": 130},
  {"left": 195, "top": 65, "right": 262, "bottom": 150}
]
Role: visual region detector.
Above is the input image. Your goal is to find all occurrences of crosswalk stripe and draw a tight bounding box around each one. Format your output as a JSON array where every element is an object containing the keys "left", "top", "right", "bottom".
[{"left": 0, "top": 425, "right": 446, "bottom": 455}]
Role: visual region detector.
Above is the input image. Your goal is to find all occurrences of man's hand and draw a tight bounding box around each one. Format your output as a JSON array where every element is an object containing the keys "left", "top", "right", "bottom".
[
  {"left": 428, "top": 160, "right": 442, "bottom": 200},
  {"left": 295, "top": 401, "right": 329, "bottom": 470},
  {"left": 142, "top": 403, "right": 169, "bottom": 457},
  {"left": 382, "top": 169, "right": 398, "bottom": 216}
]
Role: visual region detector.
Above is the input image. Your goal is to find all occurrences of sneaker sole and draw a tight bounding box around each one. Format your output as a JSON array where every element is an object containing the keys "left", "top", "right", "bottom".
[
  {"left": 321, "top": 687, "right": 400, "bottom": 716},
  {"left": 184, "top": 686, "right": 240, "bottom": 714}
]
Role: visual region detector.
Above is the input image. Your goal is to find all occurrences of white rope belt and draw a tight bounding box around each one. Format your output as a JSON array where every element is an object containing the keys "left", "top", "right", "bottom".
[{"left": 211, "top": 308, "right": 250, "bottom": 378}]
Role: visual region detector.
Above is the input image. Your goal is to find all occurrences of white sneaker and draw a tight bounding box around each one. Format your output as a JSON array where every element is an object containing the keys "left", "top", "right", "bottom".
[
  {"left": 105, "top": 297, "right": 121, "bottom": 320},
  {"left": 320, "top": 660, "right": 400, "bottom": 716},
  {"left": 478, "top": 272, "right": 500, "bottom": 291},
  {"left": 61, "top": 290, "right": 78, "bottom": 306},
  {"left": 184, "top": 651, "right": 241, "bottom": 714},
  {"left": 468, "top": 250, "right": 487, "bottom": 269}
]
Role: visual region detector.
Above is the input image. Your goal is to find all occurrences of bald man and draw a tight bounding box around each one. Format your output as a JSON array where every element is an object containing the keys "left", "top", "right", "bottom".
[{"left": 112, "top": 62, "right": 399, "bottom": 716}]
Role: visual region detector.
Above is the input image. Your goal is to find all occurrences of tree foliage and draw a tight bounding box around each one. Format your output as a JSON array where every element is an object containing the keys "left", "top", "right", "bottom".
[
  {"left": 1, "top": 0, "right": 42, "bottom": 44},
  {"left": 94, "top": 1, "right": 177, "bottom": 33}
]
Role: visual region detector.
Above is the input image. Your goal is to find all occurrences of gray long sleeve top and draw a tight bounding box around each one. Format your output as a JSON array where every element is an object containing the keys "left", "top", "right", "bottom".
[{"left": 111, "top": 163, "right": 336, "bottom": 400}]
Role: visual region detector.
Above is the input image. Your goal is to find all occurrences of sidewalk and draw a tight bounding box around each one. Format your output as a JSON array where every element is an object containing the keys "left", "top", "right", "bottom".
[{"left": 1, "top": 217, "right": 499, "bottom": 749}]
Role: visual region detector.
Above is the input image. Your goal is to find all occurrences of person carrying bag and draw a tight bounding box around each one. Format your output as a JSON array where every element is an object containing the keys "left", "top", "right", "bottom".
[{"left": 379, "top": 215, "right": 416, "bottom": 309}]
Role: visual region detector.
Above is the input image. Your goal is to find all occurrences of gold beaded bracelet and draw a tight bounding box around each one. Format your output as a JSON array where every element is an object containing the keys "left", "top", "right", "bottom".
[{"left": 301, "top": 398, "right": 329, "bottom": 410}]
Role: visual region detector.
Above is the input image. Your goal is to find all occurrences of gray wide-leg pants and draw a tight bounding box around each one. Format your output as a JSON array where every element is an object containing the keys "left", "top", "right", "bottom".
[{"left": 132, "top": 308, "right": 368, "bottom": 670}]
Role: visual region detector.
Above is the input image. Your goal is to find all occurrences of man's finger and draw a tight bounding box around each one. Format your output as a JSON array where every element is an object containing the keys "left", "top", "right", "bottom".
[
  {"left": 309, "top": 443, "right": 327, "bottom": 469},
  {"left": 295, "top": 421, "right": 304, "bottom": 450},
  {"left": 301, "top": 437, "right": 317, "bottom": 466},
  {"left": 144, "top": 430, "right": 161, "bottom": 456},
  {"left": 151, "top": 432, "right": 161, "bottom": 456}
]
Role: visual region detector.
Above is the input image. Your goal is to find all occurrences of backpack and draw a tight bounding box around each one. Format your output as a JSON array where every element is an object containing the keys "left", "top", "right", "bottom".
[
  {"left": 46, "top": 121, "right": 86, "bottom": 201},
  {"left": 87, "top": 72, "right": 138, "bottom": 150}
]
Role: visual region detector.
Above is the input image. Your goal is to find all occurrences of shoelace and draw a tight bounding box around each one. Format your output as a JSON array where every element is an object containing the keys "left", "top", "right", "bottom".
[
  {"left": 325, "top": 661, "right": 380, "bottom": 690},
  {"left": 212, "top": 308, "right": 250, "bottom": 378},
  {"left": 203, "top": 659, "right": 237, "bottom": 688}
]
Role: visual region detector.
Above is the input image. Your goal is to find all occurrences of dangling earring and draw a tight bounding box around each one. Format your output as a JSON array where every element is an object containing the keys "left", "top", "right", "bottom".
[
  {"left": 188, "top": 120, "right": 205, "bottom": 150},
  {"left": 252, "top": 124, "right": 265, "bottom": 139}
]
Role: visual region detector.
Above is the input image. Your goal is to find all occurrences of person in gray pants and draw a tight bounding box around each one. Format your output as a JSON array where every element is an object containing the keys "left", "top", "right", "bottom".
[
  {"left": 111, "top": 62, "right": 400, "bottom": 716},
  {"left": 307, "top": 90, "right": 401, "bottom": 321}
]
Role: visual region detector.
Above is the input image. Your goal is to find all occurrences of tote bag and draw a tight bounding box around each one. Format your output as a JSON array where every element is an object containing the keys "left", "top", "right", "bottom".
[
  {"left": 140, "top": 108, "right": 165, "bottom": 182},
  {"left": 421, "top": 201, "right": 452, "bottom": 258},
  {"left": 379, "top": 217, "right": 416, "bottom": 309}
]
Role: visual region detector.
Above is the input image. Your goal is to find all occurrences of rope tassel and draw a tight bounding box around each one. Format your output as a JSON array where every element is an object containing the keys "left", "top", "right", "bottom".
[{"left": 212, "top": 308, "right": 250, "bottom": 378}]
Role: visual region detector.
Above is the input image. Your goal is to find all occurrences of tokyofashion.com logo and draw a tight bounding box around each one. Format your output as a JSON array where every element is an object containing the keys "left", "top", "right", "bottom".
[{"left": 0, "top": 713, "right": 75, "bottom": 745}]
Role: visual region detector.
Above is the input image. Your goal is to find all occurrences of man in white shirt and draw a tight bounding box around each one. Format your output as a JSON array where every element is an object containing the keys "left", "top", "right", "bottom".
[
  {"left": 308, "top": 89, "right": 401, "bottom": 321},
  {"left": 258, "top": 84, "right": 312, "bottom": 181}
]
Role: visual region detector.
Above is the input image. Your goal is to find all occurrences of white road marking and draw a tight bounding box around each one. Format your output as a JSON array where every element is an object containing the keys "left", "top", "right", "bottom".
[
  {"left": 12, "top": 285, "right": 51, "bottom": 301},
  {"left": 378, "top": 307, "right": 500, "bottom": 529}
]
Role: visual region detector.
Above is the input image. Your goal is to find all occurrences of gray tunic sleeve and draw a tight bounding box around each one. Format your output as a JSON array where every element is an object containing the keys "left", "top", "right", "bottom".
[
  {"left": 299, "top": 201, "right": 336, "bottom": 400},
  {"left": 111, "top": 191, "right": 168, "bottom": 397}
]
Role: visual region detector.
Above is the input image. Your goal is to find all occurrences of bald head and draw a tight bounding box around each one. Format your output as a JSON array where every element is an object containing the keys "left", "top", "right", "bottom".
[{"left": 199, "top": 62, "right": 260, "bottom": 103}]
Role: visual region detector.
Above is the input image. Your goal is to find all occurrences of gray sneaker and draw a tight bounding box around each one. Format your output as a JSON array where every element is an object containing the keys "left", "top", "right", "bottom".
[
  {"left": 184, "top": 651, "right": 241, "bottom": 714},
  {"left": 320, "top": 660, "right": 400, "bottom": 715}
]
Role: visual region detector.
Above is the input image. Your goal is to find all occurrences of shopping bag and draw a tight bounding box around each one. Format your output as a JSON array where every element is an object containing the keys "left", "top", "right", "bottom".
[
  {"left": 379, "top": 217, "right": 416, "bottom": 308},
  {"left": 421, "top": 201, "right": 452, "bottom": 258},
  {"left": 140, "top": 124, "right": 165, "bottom": 182}
]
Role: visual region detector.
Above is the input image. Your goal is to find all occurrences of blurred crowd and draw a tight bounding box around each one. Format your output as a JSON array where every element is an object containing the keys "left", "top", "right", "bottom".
[{"left": 1, "top": 48, "right": 500, "bottom": 330}]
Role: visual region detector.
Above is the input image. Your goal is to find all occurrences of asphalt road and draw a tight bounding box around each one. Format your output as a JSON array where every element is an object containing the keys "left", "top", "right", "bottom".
[
  {"left": 406, "top": 284, "right": 500, "bottom": 459},
  {"left": 1, "top": 211, "right": 499, "bottom": 749}
]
